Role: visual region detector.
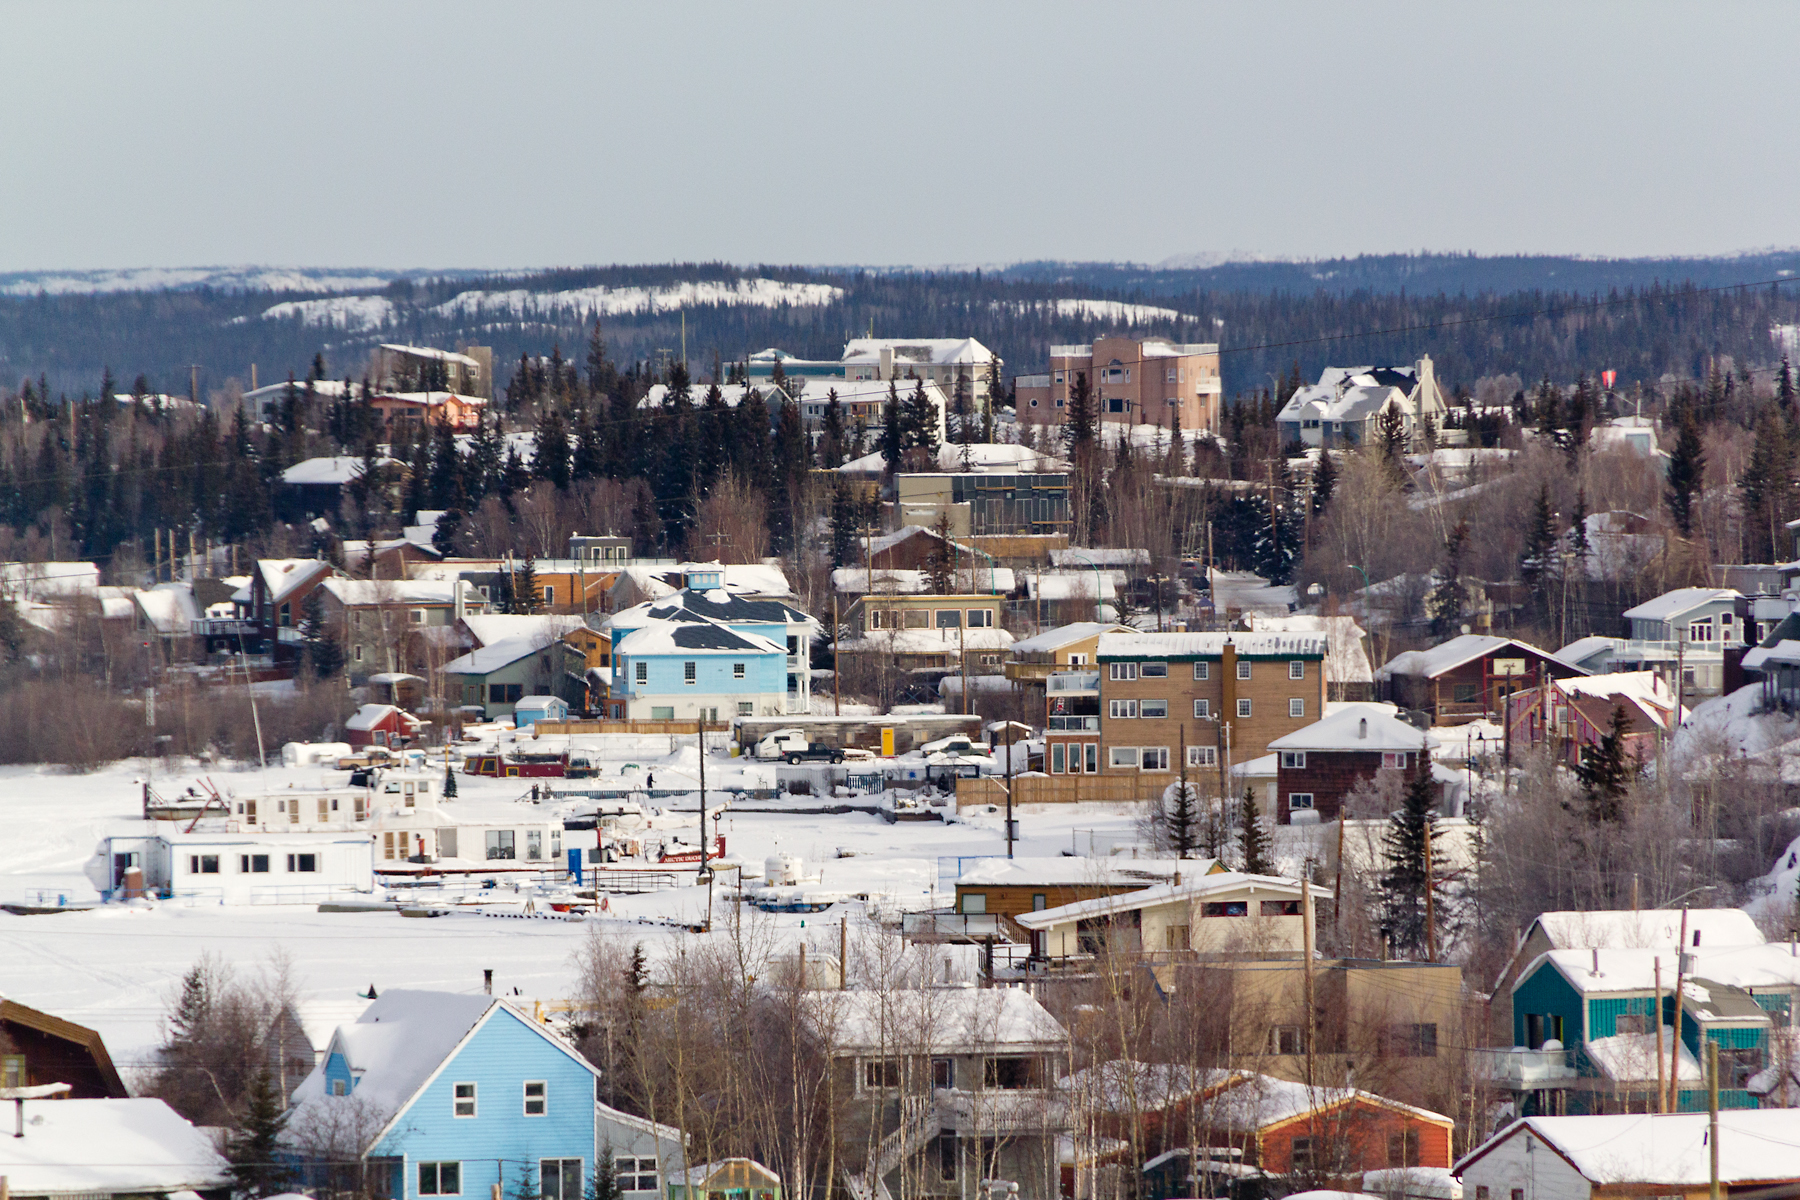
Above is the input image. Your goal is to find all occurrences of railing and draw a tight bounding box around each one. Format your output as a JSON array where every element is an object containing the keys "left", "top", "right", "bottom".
[
  {"left": 1046, "top": 716, "right": 1100, "bottom": 731},
  {"left": 935, "top": 1086, "right": 1066, "bottom": 1134},
  {"left": 900, "top": 911, "right": 1006, "bottom": 940},
  {"left": 191, "top": 617, "right": 262, "bottom": 637},
  {"left": 1047, "top": 672, "right": 1101, "bottom": 694},
  {"left": 1619, "top": 639, "right": 1725, "bottom": 662},
  {"left": 1468, "top": 1045, "right": 1576, "bottom": 1086}
]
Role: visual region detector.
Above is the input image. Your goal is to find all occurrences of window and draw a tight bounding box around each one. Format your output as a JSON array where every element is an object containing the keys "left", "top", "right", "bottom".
[
  {"left": 189, "top": 855, "right": 219, "bottom": 874},
  {"left": 634, "top": 661, "right": 648, "bottom": 684},
  {"left": 489, "top": 682, "right": 523, "bottom": 704},
  {"left": 1084, "top": 743, "right": 1098, "bottom": 773},
  {"left": 1188, "top": 746, "right": 1217, "bottom": 767},
  {"left": 1141, "top": 747, "right": 1169, "bottom": 771},
  {"left": 353, "top": 644, "right": 363, "bottom": 662},
  {"left": 1236, "top": 698, "right": 1252, "bottom": 718},
  {"left": 1380, "top": 1023, "right": 1439, "bottom": 1058},
  {"left": 1166, "top": 366, "right": 1177, "bottom": 382},
  {"left": 615, "top": 1159, "right": 660, "bottom": 1193},
  {"left": 527, "top": 830, "right": 543, "bottom": 860},
  {"left": 409, "top": 608, "right": 426, "bottom": 624},
  {"left": 1288, "top": 793, "right": 1314, "bottom": 811},
  {"left": 936, "top": 609, "right": 961, "bottom": 628},
  {"left": 523, "top": 1080, "right": 547, "bottom": 1115},
  {"left": 1109, "top": 662, "right": 1138, "bottom": 681},
  {"left": 2, "top": 1054, "right": 25, "bottom": 1088},
  {"left": 738, "top": 701, "right": 753, "bottom": 716},
  {"left": 1689, "top": 618, "right": 1715, "bottom": 643},
  {"left": 1270, "top": 1026, "right": 1306, "bottom": 1056},
  {"left": 240, "top": 854, "right": 269, "bottom": 873},
  {"left": 863, "top": 1058, "right": 901, "bottom": 1088},
  {"left": 1204, "top": 901, "right": 1249, "bottom": 917},
  {"left": 732, "top": 662, "right": 745, "bottom": 679},
  {"left": 967, "top": 609, "right": 993, "bottom": 627},
  {"left": 1288, "top": 698, "right": 1305, "bottom": 718},
  {"left": 1289, "top": 660, "right": 1306, "bottom": 680},
  {"left": 1237, "top": 660, "right": 1252, "bottom": 680},
  {"left": 1140, "top": 662, "right": 1168, "bottom": 678},
  {"left": 903, "top": 609, "right": 930, "bottom": 628},
  {"left": 287, "top": 853, "right": 317, "bottom": 872},
  {"left": 541, "top": 587, "right": 555, "bottom": 606},
  {"left": 1387, "top": 1129, "right": 1421, "bottom": 1168},
  {"left": 1068, "top": 653, "right": 1087, "bottom": 665},
  {"left": 1194, "top": 699, "right": 1211, "bottom": 719},
  {"left": 453, "top": 1081, "right": 476, "bottom": 1117},
  {"left": 1051, "top": 743, "right": 1066, "bottom": 773},
  {"left": 541, "top": 1159, "right": 583, "bottom": 1200},
  {"left": 984, "top": 1056, "right": 1038, "bottom": 1089},
  {"left": 1194, "top": 662, "right": 1210, "bottom": 680},
  {"left": 486, "top": 830, "right": 518, "bottom": 860},
  {"left": 1452, "top": 682, "right": 1480, "bottom": 704},
  {"left": 683, "top": 661, "right": 696, "bottom": 685},
  {"left": 1381, "top": 751, "right": 1408, "bottom": 769},
  {"left": 1280, "top": 751, "right": 1306, "bottom": 769},
  {"left": 331, "top": 1078, "right": 346, "bottom": 1096},
  {"left": 1141, "top": 699, "right": 1168, "bottom": 718},
  {"left": 961, "top": 893, "right": 987, "bottom": 913},
  {"left": 651, "top": 706, "right": 673, "bottom": 720},
  {"left": 1262, "top": 899, "right": 1303, "bottom": 916},
  {"left": 419, "top": 1162, "right": 462, "bottom": 1196},
  {"left": 1720, "top": 1045, "right": 1763, "bottom": 1089},
  {"left": 1476, "top": 1189, "right": 1490, "bottom": 1200},
  {"left": 1109, "top": 699, "right": 1139, "bottom": 719},
  {"left": 1513, "top": 1190, "right": 1525, "bottom": 1200},
  {"left": 1111, "top": 747, "right": 1140, "bottom": 768},
  {"left": 1614, "top": 1014, "right": 1647, "bottom": 1036}
]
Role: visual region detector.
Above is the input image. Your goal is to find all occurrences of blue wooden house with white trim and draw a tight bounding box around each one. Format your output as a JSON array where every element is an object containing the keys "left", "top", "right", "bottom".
[{"left": 285, "top": 990, "right": 684, "bottom": 1200}]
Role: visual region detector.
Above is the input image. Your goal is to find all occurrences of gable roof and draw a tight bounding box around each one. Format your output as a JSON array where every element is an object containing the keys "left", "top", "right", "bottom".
[
  {"left": 345, "top": 703, "right": 422, "bottom": 733},
  {"left": 0, "top": 1097, "right": 227, "bottom": 1194},
  {"left": 1009, "top": 622, "right": 1135, "bottom": 655},
  {"left": 1014, "top": 870, "right": 1321, "bottom": 930},
  {"left": 442, "top": 635, "right": 547, "bottom": 676},
  {"left": 257, "top": 558, "right": 334, "bottom": 605},
  {"left": 614, "top": 616, "right": 784, "bottom": 656},
  {"left": 322, "top": 578, "right": 459, "bottom": 607},
  {"left": 809, "top": 987, "right": 1065, "bottom": 1054},
  {"left": 1526, "top": 908, "right": 1764, "bottom": 954},
  {"left": 0, "top": 997, "right": 128, "bottom": 1097},
  {"left": 1455, "top": 1112, "right": 1800, "bottom": 1186},
  {"left": 1097, "top": 631, "right": 1327, "bottom": 659},
  {"left": 1267, "top": 704, "right": 1437, "bottom": 753},
  {"left": 955, "top": 856, "right": 1219, "bottom": 889},
  {"left": 1623, "top": 587, "right": 1742, "bottom": 622},
  {"left": 637, "top": 588, "right": 816, "bottom": 629},
  {"left": 1376, "top": 634, "right": 1579, "bottom": 681},
  {"left": 461, "top": 613, "right": 584, "bottom": 647}
]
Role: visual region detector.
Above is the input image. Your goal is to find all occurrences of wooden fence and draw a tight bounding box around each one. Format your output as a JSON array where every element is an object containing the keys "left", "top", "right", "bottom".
[
  {"left": 955, "top": 774, "right": 1174, "bottom": 806},
  {"left": 532, "top": 719, "right": 730, "bottom": 736}
]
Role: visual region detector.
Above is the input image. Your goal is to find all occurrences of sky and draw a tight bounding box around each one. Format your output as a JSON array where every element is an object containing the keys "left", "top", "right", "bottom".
[{"left": 4, "top": 0, "right": 1798, "bottom": 272}]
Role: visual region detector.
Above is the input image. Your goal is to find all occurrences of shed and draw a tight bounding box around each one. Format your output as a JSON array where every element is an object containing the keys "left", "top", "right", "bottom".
[
  {"left": 513, "top": 694, "right": 571, "bottom": 729},
  {"left": 344, "top": 702, "right": 424, "bottom": 749}
]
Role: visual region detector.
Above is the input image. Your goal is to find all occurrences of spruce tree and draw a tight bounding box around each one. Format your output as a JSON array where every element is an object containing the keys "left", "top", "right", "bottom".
[
  {"left": 299, "top": 589, "right": 344, "bottom": 681},
  {"left": 1163, "top": 779, "right": 1200, "bottom": 857},
  {"left": 1427, "top": 519, "right": 1471, "bottom": 637},
  {"left": 1377, "top": 405, "right": 1409, "bottom": 481},
  {"left": 1310, "top": 447, "right": 1336, "bottom": 515},
  {"left": 534, "top": 404, "right": 573, "bottom": 491},
  {"left": 1779, "top": 356, "right": 1796, "bottom": 420},
  {"left": 585, "top": 318, "right": 618, "bottom": 399},
  {"left": 588, "top": 1150, "right": 622, "bottom": 1200},
  {"left": 1572, "top": 704, "right": 1634, "bottom": 823},
  {"left": 513, "top": 555, "right": 542, "bottom": 614},
  {"left": 880, "top": 382, "right": 903, "bottom": 475},
  {"left": 1666, "top": 407, "right": 1705, "bottom": 538},
  {"left": 1739, "top": 407, "right": 1792, "bottom": 563},
  {"left": 1380, "top": 766, "right": 1442, "bottom": 958},
  {"left": 225, "top": 1067, "right": 290, "bottom": 1198},
  {"left": 1569, "top": 486, "right": 1591, "bottom": 579},
  {"left": 1519, "top": 484, "right": 1558, "bottom": 617},
  {"left": 923, "top": 514, "right": 956, "bottom": 594},
  {"left": 820, "top": 390, "right": 846, "bottom": 468},
  {"left": 443, "top": 763, "right": 458, "bottom": 799},
  {"left": 1064, "top": 370, "right": 1098, "bottom": 453},
  {"left": 571, "top": 401, "right": 605, "bottom": 484},
  {"left": 1238, "top": 787, "right": 1273, "bottom": 876},
  {"left": 907, "top": 378, "right": 940, "bottom": 459}
]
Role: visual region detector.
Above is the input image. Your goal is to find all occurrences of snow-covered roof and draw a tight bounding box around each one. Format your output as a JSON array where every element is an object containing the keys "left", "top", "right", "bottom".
[
  {"left": 1060, "top": 1060, "right": 1229, "bottom": 1110},
  {"left": 1744, "top": 639, "right": 1800, "bottom": 672},
  {"left": 0, "top": 1097, "right": 228, "bottom": 1195},
  {"left": 0, "top": 560, "right": 100, "bottom": 600},
  {"left": 613, "top": 615, "right": 785, "bottom": 657},
  {"left": 373, "top": 390, "right": 487, "bottom": 409},
  {"left": 836, "top": 627, "right": 1014, "bottom": 655},
  {"left": 1267, "top": 704, "right": 1437, "bottom": 753},
  {"left": 630, "top": 588, "right": 817, "bottom": 630},
  {"left": 840, "top": 336, "right": 997, "bottom": 367},
  {"left": 1051, "top": 547, "right": 1151, "bottom": 568},
  {"left": 1376, "top": 634, "right": 1578, "bottom": 681},
  {"left": 1583, "top": 1028, "right": 1702, "bottom": 1084},
  {"left": 1527, "top": 909, "right": 1764, "bottom": 953},
  {"left": 1097, "top": 631, "right": 1327, "bottom": 659},
  {"left": 1458, "top": 1111, "right": 1800, "bottom": 1186},
  {"left": 1553, "top": 671, "right": 1684, "bottom": 728},
  {"left": 808, "top": 987, "right": 1065, "bottom": 1054},
  {"left": 133, "top": 583, "right": 199, "bottom": 634},
  {"left": 515, "top": 695, "right": 565, "bottom": 711},
  {"left": 345, "top": 703, "right": 421, "bottom": 732},
  {"left": 956, "top": 856, "right": 1215, "bottom": 889},
  {"left": 281, "top": 455, "right": 404, "bottom": 486},
  {"left": 1556, "top": 635, "right": 1623, "bottom": 667},
  {"left": 1623, "top": 587, "right": 1742, "bottom": 622},
  {"left": 1010, "top": 622, "right": 1135, "bottom": 655},
  {"left": 1244, "top": 614, "right": 1373, "bottom": 684},
  {"left": 442, "top": 635, "right": 547, "bottom": 676},
  {"left": 1014, "top": 870, "right": 1320, "bottom": 930},
  {"left": 834, "top": 567, "right": 1016, "bottom": 596},
  {"left": 1072, "top": 1066, "right": 1447, "bottom": 1135},
  {"left": 616, "top": 560, "right": 794, "bottom": 602},
  {"left": 1024, "top": 570, "right": 1120, "bottom": 601},
  {"left": 322, "top": 578, "right": 459, "bottom": 607},
  {"left": 1525, "top": 944, "right": 1800, "bottom": 999},
  {"left": 257, "top": 558, "right": 333, "bottom": 605},
  {"left": 461, "top": 613, "right": 583, "bottom": 648},
  {"left": 886, "top": 443, "right": 1071, "bottom": 474},
  {"left": 379, "top": 342, "right": 481, "bottom": 368}
]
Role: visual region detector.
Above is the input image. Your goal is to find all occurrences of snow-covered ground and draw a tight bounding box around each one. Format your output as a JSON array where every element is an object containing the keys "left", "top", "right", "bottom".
[{"left": 0, "top": 750, "right": 1147, "bottom": 1080}]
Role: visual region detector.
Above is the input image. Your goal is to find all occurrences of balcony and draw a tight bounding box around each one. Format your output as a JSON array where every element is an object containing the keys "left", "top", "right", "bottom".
[
  {"left": 192, "top": 618, "right": 261, "bottom": 638},
  {"left": 901, "top": 911, "right": 1007, "bottom": 942},
  {"left": 1047, "top": 716, "right": 1100, "bottom": 732},
  {"left": 1469, "top": 1045, "right": 1577, "bottom": 1087},
  {"left": 934, "top": 1086, "right": 1067, "bottom": 1135},
  {"left": 1618, "top": 639, "right": 1725, "bottom": 664},
  {"left": 1047, "top": 672, "right": 1100, "bottom": 696}
]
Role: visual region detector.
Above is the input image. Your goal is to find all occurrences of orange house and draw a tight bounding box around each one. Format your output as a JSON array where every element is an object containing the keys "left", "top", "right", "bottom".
[{"left": 369, "top": 390, "right": 487, "bottom": 431}]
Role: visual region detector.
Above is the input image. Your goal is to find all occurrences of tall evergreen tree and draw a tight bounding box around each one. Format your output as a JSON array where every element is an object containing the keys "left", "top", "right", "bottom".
[
  {"left": 1238, "top": 787, "right": 1273, "bottom": 876},
  {"left": 1380, "top": 767, "right": 1443, "bottom": 959},
  {"left": 585, "top": 318, "right": 618, "bottom": 399},
  {"left": 880, "top": 381, "right": 903, "bottom": 475},
  {"left": 512, "top": 555, "right": 541, "bottom": 614},
  {"left": 906, "top": 378, "right": 940, "bottom": 459},
  {"left": 1663, "top": 406, "right": 1705, "bottom": 538},
  {"left": 299, "top": 588, "right": 344, "bottom": 681},
  {"left": 923, "top": 514, "right": 957, "bottom": 594},
  {"left": 1063, "top": 370, "right": 1098, "bottom": 453},
  {"left": 534, "top": 403, "right": 572, "bottom": 491},
  {"left": 1310, "top": 447, "right": 1336, "bottom": 515},
  {"left": 1427, "top": 519, "right": 1471, "bottom": 637},
  {"left": 571, "top": 400, "right": 605, "bottom": 484},
  {"left": 1739, "top": 406, "right": 1793, "bottom": 563},
  {"left": 225, "top": 1067, "right": 290, "bottom": 1198},
  {"left": 1519, "top": 483, "right": 1559, "bottom": 615},
  {"left": 1163, "top": 779, "right": 1200, "bottom": 857},
  {"left": 1571, "top": 704, "right": 1635, "bottom": 824},
  {"left": 819, "top": 389, "right": 847, "bottom": 468}
]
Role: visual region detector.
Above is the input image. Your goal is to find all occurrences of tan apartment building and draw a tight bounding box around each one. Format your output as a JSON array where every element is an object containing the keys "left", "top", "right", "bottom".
[
  {"left": 1086, "top": 630, "right": 1327, "bottom": 784},
  {"left": 837, "top": 592, "right": 1014, "bottom": 671},
  {"left": 1016, "top": 335, "right": 1223, "bottom": 433},
  {"left": 372, "top": 343, "right": 493, "bottom": 398}
]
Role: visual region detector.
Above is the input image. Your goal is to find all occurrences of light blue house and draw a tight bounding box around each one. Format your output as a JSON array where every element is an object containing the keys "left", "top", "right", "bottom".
[
  {"left": 604, "top": 611, "right": 790, "bottom": 722},
  {"left": 286, "top": 990, "right": 684, "bottom": 1200},
  {"left": 608, "top": 589, "right": 819, "bottom": 715},
  {"left": 513, "top": 695, "right": 571, "bottom": 729}
]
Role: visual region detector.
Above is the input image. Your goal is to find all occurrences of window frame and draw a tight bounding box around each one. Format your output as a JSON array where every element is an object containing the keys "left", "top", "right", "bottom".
[
  {"left": 1108, "top": 662, "right": 1138, "bottom": 681},
  {"left": 419, "top": 1162, "right": 463, "bottom": 1196},
  {"left": 1193, "top": 661, "right": 1210, "bottom": 680},
  {"left": 1194, "top": 698, "right": 1210, "bottom": 719},
  {"left": 1288, "top": 792, "right": 1315, "bottom": 811},
  {"left": 1140, "top": 662, "right": 1168, "bottom": 678},
  {"left": 1289, "top": 660, "right": 1306, "bottom": 680},
  {"left": 1236, "top": 698, "right": 1252, "bottom": 718},
  {"left": 732, "top": 662, "right": 745, "bottom": 679},
  {"left": 1280, "top": 751, "right": 1305, "bottom": 769},
  {"left": 452, "top": 1081, "right": 477, "bottom": 1118},
  {"left": 1108, "top": 698, "right": 1139, "bottom": 719},
  {"left": 1140, "top": 698, "right": 1169, "bottom": 719},
  {"left": 523, "top": 1079, "right": 547, "bottom": 1116},
  {"left": 683, "top": 661, "right": 697, "bottom": 685},
  {"left": 1289, "top": 698, "right": 1305, "bottom": 718},
  {"left": 1187, "top": 745, "right": 1217, "bottom": 767},
  {"left": 1236, "top": 660, "right": 1252, "bottom": 680},
  {"left": 1110, "top": 747, "right": 1140, "bottom": 769}
]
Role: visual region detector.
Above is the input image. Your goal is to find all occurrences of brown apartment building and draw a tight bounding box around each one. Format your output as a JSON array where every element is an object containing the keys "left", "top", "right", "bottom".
[
  {"left": 1084, "top": 631, "right": 1328, "bottom": 787},
  {"left": 1015, "top": 335, "right": 1223, "bottom": 434}
]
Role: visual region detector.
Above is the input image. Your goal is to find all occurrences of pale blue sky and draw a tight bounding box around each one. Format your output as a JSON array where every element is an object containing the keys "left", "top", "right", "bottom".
[{"left": 4, "top": 0, "right": 1796, "bottom": 271}]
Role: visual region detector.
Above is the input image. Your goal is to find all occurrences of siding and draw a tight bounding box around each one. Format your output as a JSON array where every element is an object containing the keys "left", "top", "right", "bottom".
[
  {"left": 1512, "top": 963, "right": 1586, "bottom": 1049},
  {"left": 1585, "top": 995, "right": 1656, "bottom": 1041},
  {"left": 376, "top": 1008, "right": 597, "bottom": 1200}
]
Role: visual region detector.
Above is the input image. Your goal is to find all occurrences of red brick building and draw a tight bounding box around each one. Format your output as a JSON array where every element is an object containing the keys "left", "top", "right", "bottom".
[{"left": 1266, "top": 703, "right": 1438, "bottom": 824}]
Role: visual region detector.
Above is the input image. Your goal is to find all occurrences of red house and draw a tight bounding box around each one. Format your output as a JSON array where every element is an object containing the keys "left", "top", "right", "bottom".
[
  {"left": 1505, "top": 671, "right": 1678, "bottom": 768},
  {"left": 1377, "top": 633, "right": 1582, "bottom": 725},
  {"left": 1266, "top": 703, "right": 1438, "bottom": 824},
  {"left": 344, "top": 703, "right": 424, "bottom": 749}
]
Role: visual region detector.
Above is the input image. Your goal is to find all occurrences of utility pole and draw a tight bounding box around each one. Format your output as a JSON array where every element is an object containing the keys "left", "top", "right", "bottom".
[
  {"left": 1424, "top": 807, "right": 1437, "bottom": 962},
  {"left": 1670, "top": 907, "right": 1690, "bottom": 1115},
  {"left": 1655, "top": 957, "right": 1667, "bottom": 1113},
  {"left": 1302, "top": 875, "right": 1316, "bottom": 1092},
  {"left": 697, "top": 716, "right": 709, "bottom": 881},
  {"left": 832, "top": 595, "right": 841, "bottom": 716},
  {"left": 1004, "top": 720, "right": 1015, "bottom": 859},
  {"left": 1708, "top": 1039, "right": 1721, "bottom": 1200}
]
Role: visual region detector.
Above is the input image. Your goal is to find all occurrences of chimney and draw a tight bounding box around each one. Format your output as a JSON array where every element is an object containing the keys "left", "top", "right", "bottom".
[
  {"left": 483, "top": 969, "right": 493, "bottom": 995},
  {"left": 879, "top": 346, "right": 894, "bottom": 380},
  {"left": 1358, "top": 718, "right": 1367, "bottom": 739}
]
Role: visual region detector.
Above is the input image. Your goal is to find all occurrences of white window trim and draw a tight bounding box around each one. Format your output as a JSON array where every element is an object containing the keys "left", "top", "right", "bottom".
[
  {"left": 1194, "top": 699, "right": 1210, "bottom": 719},
  {"left": 1289, "top": 698, "right": 1305, "bottom": 718},
  {"left": 523, "top": 1080, "right": 547, "bottom": 1116},
  {"left": 1289, "top": 793, "right": 1315, "bottom": 810},
  {"left": 453, "top": 1081, "right": 477, "bottom": 1118},
  {"left": 1281, "top": 751, "right": 1306, "bottom": 769},
  {"left": 1194, "top": 662, "right": 1210, "bottom": 680},
  {"left": 1237, "top": 699, "right": 1253, "bottom": 718},
  {"left": 1289, "top": 660, "right": 1305, "bottom": 679},
  {"left": 1237, "top": 661, "right": 1252, "bottom": 680}
]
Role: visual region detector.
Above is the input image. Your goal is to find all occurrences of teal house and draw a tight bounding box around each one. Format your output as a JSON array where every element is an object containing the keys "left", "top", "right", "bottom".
[{"left": 1503, "top": 945, "right": 1799, "bottom": 1115}]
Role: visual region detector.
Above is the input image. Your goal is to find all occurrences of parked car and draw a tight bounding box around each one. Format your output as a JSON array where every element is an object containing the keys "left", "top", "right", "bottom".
[
  {"left": 782, "top": 742, "right": 844, "bottom": 765},
  {"left": 919, "top": 735, "right": 990, "bottom": 758}
]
